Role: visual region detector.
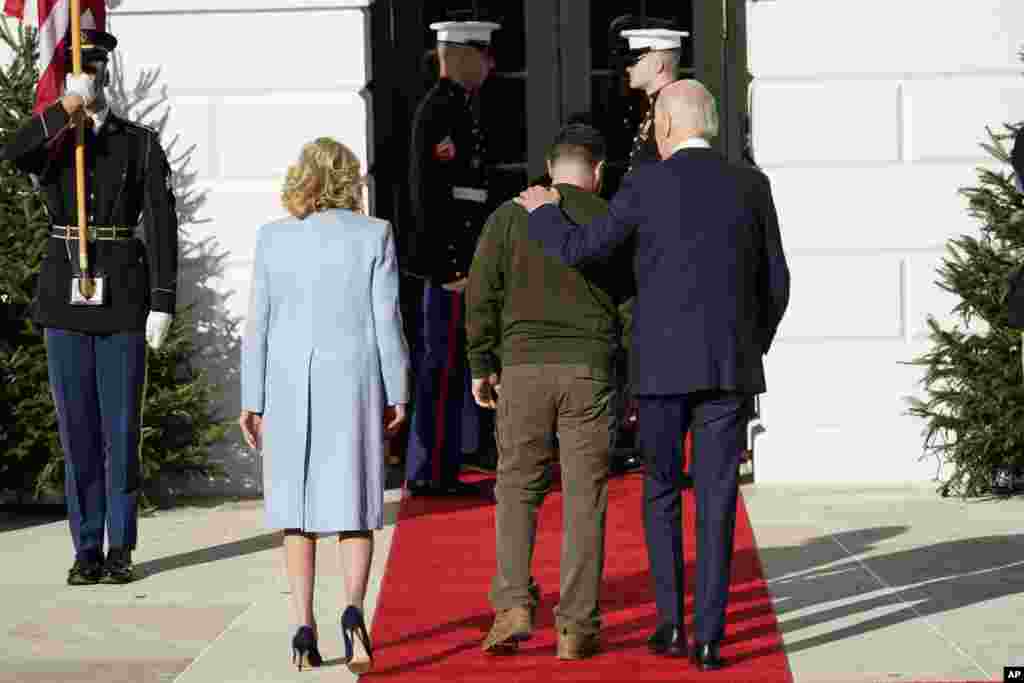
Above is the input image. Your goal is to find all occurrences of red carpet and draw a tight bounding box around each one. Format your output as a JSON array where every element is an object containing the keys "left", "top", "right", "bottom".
[{"left": 369, "top": 471, "right": 792, "bottom": 681}]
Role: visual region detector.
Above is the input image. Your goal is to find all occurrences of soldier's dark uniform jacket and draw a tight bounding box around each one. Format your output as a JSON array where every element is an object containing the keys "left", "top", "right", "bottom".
[
  {"left": 405, "top": 77, "right": 492, "bottom": 283},
  {"left": 0, "top": 101, "right": 178, "bottom": 334},
  {"left": 628, "top": 87, "right": 666, "bottom": 173}
]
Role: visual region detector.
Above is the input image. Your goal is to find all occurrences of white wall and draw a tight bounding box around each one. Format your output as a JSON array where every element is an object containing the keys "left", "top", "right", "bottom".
[
  {"left": 747, "top": 0, "right": 1024, "bottom": 484},
  {"left": 107, "top": 0, "right": 374, "bottom": 495}
]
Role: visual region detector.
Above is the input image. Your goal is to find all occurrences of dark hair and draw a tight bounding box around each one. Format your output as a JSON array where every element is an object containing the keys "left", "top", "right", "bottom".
[
  {"left": 546, "top": 123, "right": 607, "bottom": 168},
  {"left": 565, "top": 111, "right": 597, "bottom": 127}
]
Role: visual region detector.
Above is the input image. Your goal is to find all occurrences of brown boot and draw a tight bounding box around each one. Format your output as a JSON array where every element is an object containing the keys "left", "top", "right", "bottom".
[
  {"left": 482, "top": 606, "right": 533, "bottom": 654},
  {"left": 556, "top": 629, "right": 600, "bottom": 660}
]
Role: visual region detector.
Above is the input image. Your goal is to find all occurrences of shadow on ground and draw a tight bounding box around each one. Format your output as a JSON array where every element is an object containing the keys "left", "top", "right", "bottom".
[
  {"left": 136, "top": 532, "right": 282, "bottom": 578},
  {"left": 0, "top": 504, "right": 65, "bottom": 533},
  {"left": 756, "top": 525, "right": 1024, "bottom": 654}
]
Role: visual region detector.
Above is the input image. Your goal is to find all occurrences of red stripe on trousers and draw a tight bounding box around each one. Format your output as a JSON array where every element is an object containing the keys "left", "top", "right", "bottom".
[{"left": 431, "top": 292, "right": 463, "bottom": 484}]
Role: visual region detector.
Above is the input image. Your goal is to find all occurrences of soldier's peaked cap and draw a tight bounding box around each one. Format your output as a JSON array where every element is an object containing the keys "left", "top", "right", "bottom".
[
  {"left": 430, "top": 20, "right": 501, "bottom": 49},
  {"left": 609, "top": 16, "right": 687, "bottom": 65},
  {"left": 621, "top": 28, "right": 689, "bottom": 52},
  {"left": 63, "top": 28, "right": 117, "bottom": 64}
]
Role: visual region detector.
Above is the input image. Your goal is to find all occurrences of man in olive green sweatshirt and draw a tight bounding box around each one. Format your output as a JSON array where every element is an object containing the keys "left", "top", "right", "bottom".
[{"left": 466, "top": 124, "right": 633, "bottom": 660}]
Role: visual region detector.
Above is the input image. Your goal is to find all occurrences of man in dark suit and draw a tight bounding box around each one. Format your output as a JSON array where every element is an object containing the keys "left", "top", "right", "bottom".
[{"left": 516, "top": 80, "right": 790, "bottom": 671}]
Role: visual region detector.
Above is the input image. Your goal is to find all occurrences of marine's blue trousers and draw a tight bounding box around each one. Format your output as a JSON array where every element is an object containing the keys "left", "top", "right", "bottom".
[{"left": 405, "top": 285, "right": 480, "bottom": 486}]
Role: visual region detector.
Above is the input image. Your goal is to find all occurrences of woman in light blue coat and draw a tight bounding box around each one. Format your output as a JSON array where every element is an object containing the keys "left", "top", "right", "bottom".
[{"left": 239, "top": 138, "right": 409, "bottom": 674}]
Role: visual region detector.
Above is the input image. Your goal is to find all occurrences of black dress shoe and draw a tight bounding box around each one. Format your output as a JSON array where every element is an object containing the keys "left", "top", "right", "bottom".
[
  {"left": 438, "top": 479, "right": 480, "bottom": 496},
  {"left": 407, "top": 480, "right": 433, "bottom": 497},
  {"left": 67, "top": 557, "right": 104, "bottom": 585},
  {"left": 341, "top": 605, "right": 373, "bottom": 674},
  {"left": 647, "top": 623, "right": 688, "bottom": 658},
  {"left": 610, "top": 449, "right": 644, "bottom": 475},
  {"left": 691, "top": 640, "right": 725, "bottom": 671},
  {"left": 100, "top": 547, "right": 137, "bottom": 584}
]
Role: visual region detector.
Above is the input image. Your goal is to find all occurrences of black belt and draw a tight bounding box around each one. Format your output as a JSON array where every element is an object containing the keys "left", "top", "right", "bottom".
[{"left": 50, "top": 225, "right": 136, "bottom": 241}]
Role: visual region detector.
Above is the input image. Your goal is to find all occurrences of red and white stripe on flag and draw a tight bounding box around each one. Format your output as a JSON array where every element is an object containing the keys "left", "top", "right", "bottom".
[{"left": 3, "top": 0, "right": 107, "bottom": 113}]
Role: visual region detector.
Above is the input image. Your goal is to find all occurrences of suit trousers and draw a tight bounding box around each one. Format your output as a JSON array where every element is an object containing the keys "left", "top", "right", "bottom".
[
  {"left": 638, "top": 391, "right": 748, "bottom": 644},
  {"left": 405, "top": 285, "right": 480, "bottom": 485},
  {"left": 489, "top": 363, "right": 613, "bottom": 636},
  {"left": 45, "top": 328, "right": 146, "bottom": 560}
]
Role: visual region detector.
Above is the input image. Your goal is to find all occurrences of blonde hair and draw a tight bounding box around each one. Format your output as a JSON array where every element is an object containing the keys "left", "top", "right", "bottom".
[{"left": 281, "top": 137, "right": 364, "bottom": 218}]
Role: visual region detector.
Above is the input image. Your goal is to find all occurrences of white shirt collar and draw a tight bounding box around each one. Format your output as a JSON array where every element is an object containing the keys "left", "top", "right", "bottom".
[{"left": 670, "top": 137, "right": 711, "bottom": 155}]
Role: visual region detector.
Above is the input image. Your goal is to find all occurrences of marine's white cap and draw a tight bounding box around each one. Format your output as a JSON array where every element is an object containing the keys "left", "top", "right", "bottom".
[
  {"left": 430, "top": 21, "right": 501, "bottom": 47},
  {"left": 620, "top": 28, "right": 689, "bottom": 51}
]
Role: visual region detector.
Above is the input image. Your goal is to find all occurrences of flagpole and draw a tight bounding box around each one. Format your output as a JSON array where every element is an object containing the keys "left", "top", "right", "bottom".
[{"left": 70, "top": 0, "right": 93, "bottom": 299}]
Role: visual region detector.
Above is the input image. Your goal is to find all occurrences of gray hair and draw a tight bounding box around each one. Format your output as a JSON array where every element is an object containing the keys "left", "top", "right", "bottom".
[{"left": 657, "top": 79, "right": 719, "bottom": 140}]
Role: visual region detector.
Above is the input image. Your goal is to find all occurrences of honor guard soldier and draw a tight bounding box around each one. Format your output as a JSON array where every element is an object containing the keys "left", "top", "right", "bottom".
[
  {"left": 615, "top": 19, "right": 689, "bottom": 173},
  {"left": 0, "top": 29, "right": 178, "bottom": 584},
  {"left": 403, "top": 19, "right": 500, "bottom": 496},
  {"left": 605, "top": 17, "right": 690, "bottom": 475}
]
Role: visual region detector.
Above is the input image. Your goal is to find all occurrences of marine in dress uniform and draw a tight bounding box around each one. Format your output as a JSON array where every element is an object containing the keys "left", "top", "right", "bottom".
[
  {"left": 605, "top": 19, "right": 691, "bottom": 475},
  {"left": 0, "top": 29, "right": 178, "bottom": 584},
  {"left": 402, "top": 20, "right": 500, "bottom": 496},
  {"left": 615, "top": 21, "right": 689, "bottom": 174}
]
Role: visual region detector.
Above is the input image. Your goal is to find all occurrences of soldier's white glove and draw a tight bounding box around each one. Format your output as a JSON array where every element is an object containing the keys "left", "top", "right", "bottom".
[
  {"left": 64, "top": 73, "right": 97, "bottom": 106},
  {"left": 146, "top": 312, "right": 173, "bottom": 351}
]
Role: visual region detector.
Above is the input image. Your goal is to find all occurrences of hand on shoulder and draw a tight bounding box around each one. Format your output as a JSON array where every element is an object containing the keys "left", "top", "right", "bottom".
[{"left": 514, "top": 186, "right": 560, "bottom": 213}]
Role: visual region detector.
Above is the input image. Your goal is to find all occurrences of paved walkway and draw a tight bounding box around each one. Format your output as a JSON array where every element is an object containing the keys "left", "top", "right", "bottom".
[{"left": 1, "top": 484, "right": 1022, "bottom": 682}]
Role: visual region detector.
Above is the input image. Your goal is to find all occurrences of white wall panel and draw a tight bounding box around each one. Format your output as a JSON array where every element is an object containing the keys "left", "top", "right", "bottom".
[
  {"left": 905, "top": 77, "right": 1024, "bottom": 162},
  {"left": 751, "top": 81, "right": 901, "bottom": 165},
  {"left": 776, "top": 254, "right": 903, "bottom": 340},
  {"left": 755, "top": 341, "right": 939, "bottom": 484},
  {"left": 748, "top": 0, "right": 1024, "bottom": 78},
  {"left": 217, "top": 93, "right": 368, "bottom": 179},
  {"left": 109, "top": 9, "right": 368, "bottom": 92},
  {"left": 766, "top": 165, "right": 990, "bottom": 251}
]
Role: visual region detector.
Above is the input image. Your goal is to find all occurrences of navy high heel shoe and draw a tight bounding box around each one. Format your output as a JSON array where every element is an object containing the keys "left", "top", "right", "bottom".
[
  {"left": 290, "top": 625, "right": 323, "bottom": 671},
  {"left": 341, "top": 606, "right": 373, "bottom": 674}
]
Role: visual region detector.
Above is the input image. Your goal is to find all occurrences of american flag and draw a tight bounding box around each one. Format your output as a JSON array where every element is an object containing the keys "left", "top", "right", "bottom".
[{"left": 3, "top": 0, "right": 107, "bottom": 113}]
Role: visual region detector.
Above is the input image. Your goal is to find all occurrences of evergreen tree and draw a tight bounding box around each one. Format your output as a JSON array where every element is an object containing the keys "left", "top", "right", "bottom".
[
  {"left": 0, "top": 21, "right": 226, "bottom": 503},
  {"left": 907, "top": 118, "right": 1024, "bottom": 497}
]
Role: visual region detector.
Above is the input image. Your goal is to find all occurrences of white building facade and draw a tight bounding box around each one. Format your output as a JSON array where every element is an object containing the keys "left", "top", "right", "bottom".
[{"left": 748, "top": 0, "right": 1024, "bottom": 484}]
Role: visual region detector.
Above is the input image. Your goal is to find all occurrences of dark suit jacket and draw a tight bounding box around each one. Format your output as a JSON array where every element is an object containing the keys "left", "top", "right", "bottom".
[{"left": 527, "top": 147, "right": 790, "bottom": 396}]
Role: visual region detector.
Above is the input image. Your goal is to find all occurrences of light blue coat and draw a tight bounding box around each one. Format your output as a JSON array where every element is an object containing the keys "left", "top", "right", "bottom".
[{"left": 241, "top": 209, "right": 410, "bottom": 532}]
